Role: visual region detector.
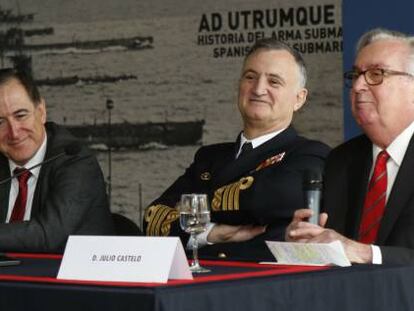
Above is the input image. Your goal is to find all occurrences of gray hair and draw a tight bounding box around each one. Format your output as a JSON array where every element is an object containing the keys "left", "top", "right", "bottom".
[
  {"left": 356, "top": 28, "right": 414, "bottom": 75},
  {"left": 244, "top": 38, "right": 307, "bottom": 88}
]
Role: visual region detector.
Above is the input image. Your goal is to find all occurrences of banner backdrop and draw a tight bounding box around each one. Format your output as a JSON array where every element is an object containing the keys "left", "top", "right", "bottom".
[{"left": 1, "top": 0, "right": 343, "bottom": 225}]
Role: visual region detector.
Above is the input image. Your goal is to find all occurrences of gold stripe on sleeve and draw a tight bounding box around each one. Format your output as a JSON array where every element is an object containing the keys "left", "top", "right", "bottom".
[
  {"left": 144, "top": 204, "right": 179, "bottom": 236},
  {"left": 211, "top": 176, "right": 254, "bottom": 212}
]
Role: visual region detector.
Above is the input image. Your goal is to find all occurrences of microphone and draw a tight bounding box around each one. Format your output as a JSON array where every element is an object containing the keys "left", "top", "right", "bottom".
[
  {"left": 303, "top": 170, "right": 323, "bottom": 225},
  {"left": 0, "top": 143, "right": 81, "bottom": 186}
]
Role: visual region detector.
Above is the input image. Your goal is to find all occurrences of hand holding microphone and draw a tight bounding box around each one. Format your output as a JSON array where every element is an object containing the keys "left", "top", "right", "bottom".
[
  {"left": 286, "top": 171, "right": 325, "bottom": 242},
  {"left": 303, "top": 169, "right": 323, "bottom": 225}
]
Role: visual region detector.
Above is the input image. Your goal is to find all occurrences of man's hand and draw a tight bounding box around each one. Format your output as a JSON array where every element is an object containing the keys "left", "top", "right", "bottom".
[
  {"left": 207, "top": 224, "right": 266, "bottom": 244},
  {"left": 285, "top": 209, "right": 373, "bottom": 263},
  {"left": 285, "top": 209, "right": 328, "bottom": 242}
]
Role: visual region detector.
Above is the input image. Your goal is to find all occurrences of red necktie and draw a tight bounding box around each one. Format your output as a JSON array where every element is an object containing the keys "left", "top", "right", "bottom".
[
  {"left": 358, "top": 150, "right": 390, "bottom": 243},
  {"left": 10, "top": 168, "right": 31, "bottom": 222}
]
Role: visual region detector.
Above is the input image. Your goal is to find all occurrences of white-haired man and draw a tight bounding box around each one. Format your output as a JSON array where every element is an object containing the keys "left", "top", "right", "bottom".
[{"left": 287, "top": 28, "right": 414, "bottom": 264}]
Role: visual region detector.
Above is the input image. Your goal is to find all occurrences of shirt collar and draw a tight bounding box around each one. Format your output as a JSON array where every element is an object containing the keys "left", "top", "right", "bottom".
[
  {"left": 373, "top": 121, "right": 414, "bottom": 166},
  {"left": 240, "top": 128, "right": 286, "bottom": 149},
  {"left": 9, "top": 135, "right": 48, "bottom": 179}
]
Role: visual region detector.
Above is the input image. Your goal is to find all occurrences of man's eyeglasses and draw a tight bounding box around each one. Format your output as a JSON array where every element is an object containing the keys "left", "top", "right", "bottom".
[{"left": 343, "top": 68, "right": 414, "bottom": 88}]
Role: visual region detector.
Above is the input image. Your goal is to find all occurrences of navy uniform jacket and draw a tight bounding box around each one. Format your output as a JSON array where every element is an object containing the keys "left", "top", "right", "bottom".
[
  {"left": 144, "top": 127, "right": 330, "bottom": 261},
  {"left": 324, "top": 134, "right": 414, "bottom": 264},
  {"left": 0, "top": 122, "right": 115, "bottom": 252}
]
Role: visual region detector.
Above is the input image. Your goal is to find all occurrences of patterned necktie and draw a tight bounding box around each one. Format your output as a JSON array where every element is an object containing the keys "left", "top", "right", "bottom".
[
  {"left": 10, "top": 168, "right": 31, "bottom": 222},
  {"left": 358, "top": 150, "right": 390, "bottom": 243},
  {"left": 238, "top": 142, "right": 253, "bottom": 158}
]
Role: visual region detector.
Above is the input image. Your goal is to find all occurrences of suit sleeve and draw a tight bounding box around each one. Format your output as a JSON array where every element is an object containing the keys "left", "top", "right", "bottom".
[
  {"left": 381, "top": 246, "right": 414, "bottom": 264},
  {"left": 0, "top": 149, "right": 114, "bottom": 252},
  {"left": 379, "top": 199, "right": 414, "bottom": 264}
]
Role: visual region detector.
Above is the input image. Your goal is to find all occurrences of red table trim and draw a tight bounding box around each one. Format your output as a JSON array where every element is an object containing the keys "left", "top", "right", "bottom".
[
  {"left": 7, "top": 253, "right": 63, "bottom": 260},
  {"left": 1, "top": 253, "right": 329, "bottom": 288}
]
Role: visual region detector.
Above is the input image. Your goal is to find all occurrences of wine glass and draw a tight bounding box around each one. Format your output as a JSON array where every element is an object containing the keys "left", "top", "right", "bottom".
[{"left": 179, "top": 193, "right": 211, "bottom": 273}]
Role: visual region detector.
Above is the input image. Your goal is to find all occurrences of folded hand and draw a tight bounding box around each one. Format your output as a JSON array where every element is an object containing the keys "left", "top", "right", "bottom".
[{"left": 207, "top": 223, "right": 267, "bottom": 243}]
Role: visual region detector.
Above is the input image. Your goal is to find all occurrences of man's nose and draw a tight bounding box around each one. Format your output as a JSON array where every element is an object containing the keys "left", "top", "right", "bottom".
[
  {"left": 7, "top": 120, "right": 21, "bottom": 139},
  {"left": 252, "top": 76, "right": 268, "bottom": 96},
  {"left": 352, "top": 73, "right": 369, "bottom": 92}
]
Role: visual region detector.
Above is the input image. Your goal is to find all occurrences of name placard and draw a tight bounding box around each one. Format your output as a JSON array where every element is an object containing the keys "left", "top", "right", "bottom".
[{"left": 57, "top": 236, "right": 192, "bottom": 283}]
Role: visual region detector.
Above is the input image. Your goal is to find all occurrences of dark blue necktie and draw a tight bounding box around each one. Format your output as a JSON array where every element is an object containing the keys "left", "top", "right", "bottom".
[{"left": 238, "top": 142, "right": 253, "bottom": 158}]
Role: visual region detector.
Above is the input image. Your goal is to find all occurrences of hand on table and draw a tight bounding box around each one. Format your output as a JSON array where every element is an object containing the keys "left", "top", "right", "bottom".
[{"left": 285, "top": 209, "right": 373, "bottom": 263}]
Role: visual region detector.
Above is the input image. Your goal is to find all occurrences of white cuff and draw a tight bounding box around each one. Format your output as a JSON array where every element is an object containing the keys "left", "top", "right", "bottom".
[
  {"left": 186, "top": 222, "right": 216, "bottom": 249},
  {"left": 371, "top": 245, "right": 382, "bottom": 264}
]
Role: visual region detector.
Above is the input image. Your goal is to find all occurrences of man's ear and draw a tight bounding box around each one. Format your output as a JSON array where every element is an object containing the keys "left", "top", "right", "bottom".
[
  {"left": 37, "top": 98, "right": 47, "bottom": 124},
  {"left": 294, "top": 88, "right": 308, "bottom": 111}
]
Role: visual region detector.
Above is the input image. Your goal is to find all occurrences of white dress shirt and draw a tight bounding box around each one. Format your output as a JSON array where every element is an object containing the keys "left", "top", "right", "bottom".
[
  {"left": 370, "top": 121, "right": 414, "bottom": 263},
  {"left": 7, "top": 135, "right": 47, "bottom": 223},
  {"left": 235, "top": 130, "right": 284, "bottom": 158}
]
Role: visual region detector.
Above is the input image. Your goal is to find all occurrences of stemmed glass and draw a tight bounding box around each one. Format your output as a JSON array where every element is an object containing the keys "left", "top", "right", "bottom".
[{"left": 179, "top": 193, "right": 211, "bottom": 273}]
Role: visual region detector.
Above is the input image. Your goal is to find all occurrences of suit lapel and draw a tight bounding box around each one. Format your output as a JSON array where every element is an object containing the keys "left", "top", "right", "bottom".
[
  {"left": 345, "top": 140, "right": 372, "bottom": 239},
  {"left": 212, "top": 128, "right": 296, "bottom": 188},
  {"left": 377, "top": 134, "right": 414, "bottom": 243},
  {"left": 31, "top": 127, "right": 55, "bottom": 216},
  {"left": 0, "top": 156, "right": 11, "bottom": 222}
]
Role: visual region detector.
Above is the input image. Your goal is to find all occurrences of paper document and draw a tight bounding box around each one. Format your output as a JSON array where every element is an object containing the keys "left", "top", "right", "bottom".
[{"left": 265, "top": 240, "right": 351, "bottom": 267}]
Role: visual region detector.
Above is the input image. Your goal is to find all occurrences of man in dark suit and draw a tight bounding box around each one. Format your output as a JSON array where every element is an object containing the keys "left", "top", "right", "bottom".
[
  {"left": 144, "top": 38, "right": 330, "bottom": 261},
  {"left": 286, "top": 28, "right": 414, "bottom": 264},
  {"left": 0, "top": 68, "right": 114, "bottom": 252}
]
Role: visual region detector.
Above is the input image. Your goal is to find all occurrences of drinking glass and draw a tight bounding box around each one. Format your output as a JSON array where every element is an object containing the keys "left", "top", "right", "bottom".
[{"left": 179, "top": 193, "right": 211, "bottom": 273}]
